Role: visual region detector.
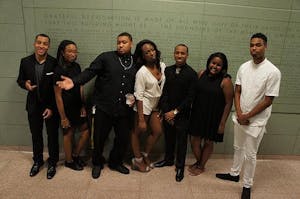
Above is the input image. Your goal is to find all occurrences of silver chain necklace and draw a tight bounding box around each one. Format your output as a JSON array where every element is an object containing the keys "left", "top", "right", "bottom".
[{"left": 118, "top": 56, "right": 133, "bottom": 70}]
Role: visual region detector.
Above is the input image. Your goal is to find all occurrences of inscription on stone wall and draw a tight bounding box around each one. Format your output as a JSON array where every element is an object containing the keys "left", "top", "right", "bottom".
[{"left": 30, "top": 8, "right": 300, "bottom": 112}]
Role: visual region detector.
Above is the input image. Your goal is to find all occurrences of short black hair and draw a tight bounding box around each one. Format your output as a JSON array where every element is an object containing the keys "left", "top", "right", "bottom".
[
  {"left": 251, "top": 33, "right": 267, "bottom": 44},
  {"left": 174, "top": 44, "right": 189, "bottom": 54},
  {"left": 118, "top": 32, "right": 132, "bottom": 41},
  {"left": 35, "top": 33, "right": 50, "bottom": 43}
]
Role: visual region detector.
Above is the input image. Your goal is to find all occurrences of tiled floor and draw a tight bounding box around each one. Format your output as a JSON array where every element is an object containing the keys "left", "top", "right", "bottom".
[{"left": 0, "top": 148, "right": 299, "bottom": 199}]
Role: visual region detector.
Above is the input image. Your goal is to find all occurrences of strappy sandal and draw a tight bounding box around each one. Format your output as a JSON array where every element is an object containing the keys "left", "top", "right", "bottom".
[
  {"left": 188, "top": 161, "right": 199, "bottom": 172},
  {"left": 141, "top": 152, "right": 154, "bottom": 169},
  {"left": 131, "top": 158, "right": 150, "bottom": 172},
  {"left": 189, "top": 164, "right": 205, "bottom": 176}
]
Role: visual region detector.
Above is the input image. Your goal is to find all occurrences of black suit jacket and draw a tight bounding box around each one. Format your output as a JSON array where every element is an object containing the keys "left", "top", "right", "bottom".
[
  {"left": 17, "top": 54, "right": 57, "bottom": 114},
  {"left": 159, "top": 64, "right": 197, "bottom": 118}
]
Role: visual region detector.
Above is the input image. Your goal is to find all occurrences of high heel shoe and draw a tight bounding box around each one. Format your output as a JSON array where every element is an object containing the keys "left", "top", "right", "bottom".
[
  {"left": 131, "top": 158, "right": 150, "bottom": 172},
  {"left": 141, "top": 152, "right": 154, "bottom": 169}
]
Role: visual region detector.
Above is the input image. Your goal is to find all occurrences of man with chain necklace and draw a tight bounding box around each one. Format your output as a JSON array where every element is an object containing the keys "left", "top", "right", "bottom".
[{"left": 56, "top": 32, "right": 136, "bottom": 179}]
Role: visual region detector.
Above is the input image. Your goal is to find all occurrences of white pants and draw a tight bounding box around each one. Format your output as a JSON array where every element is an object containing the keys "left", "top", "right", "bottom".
[{"left": 230, "top": 124, "right": 265, "bottom": 188}]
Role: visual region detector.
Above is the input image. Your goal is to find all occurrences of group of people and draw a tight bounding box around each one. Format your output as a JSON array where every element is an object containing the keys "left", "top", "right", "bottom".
[{"left": 17, "top": 32, "right": 281, "bottom": 199}]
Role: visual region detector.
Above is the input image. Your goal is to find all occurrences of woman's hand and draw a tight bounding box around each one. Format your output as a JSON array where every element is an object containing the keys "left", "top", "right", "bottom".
[
  {"left": 218, "top": 123, "right": 225, "bottom": 134},
  {"left": 61, "top": 118, "right": 71, "bottom": 129},
  {"left": 138, "top": 119, "right": 147, "bottom": 132}
]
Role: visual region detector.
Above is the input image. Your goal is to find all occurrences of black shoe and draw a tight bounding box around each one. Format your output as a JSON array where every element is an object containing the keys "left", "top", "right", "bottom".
[
  {"left": 176, "top": 168, "right": 184, "bottom": 182},
  {"left": 72, "top": 156, "right": 87, "bottom": 167},
  {"left": 108, "top": 164, "right": 130, "bottom": 174},
  {"left": 47, "top": 165, "right": 56, "bottom": 179},
  {"left": 92, "top": 166, "right": 102, "bottom": 179},
  {"left": 29, "top": 161, "right": 44, "bottom": 177},
  {"left": 241, "top": 187, "right": 251, "bottom": 199},
  {"left": 65, "top": 161, "right": 83, "bottom": 171},
  {"left": 153, "top": 159, "right": 174, "bottom": 168},
  {"left": 216, "top": 173, "right": 239, "bottom": 182}
]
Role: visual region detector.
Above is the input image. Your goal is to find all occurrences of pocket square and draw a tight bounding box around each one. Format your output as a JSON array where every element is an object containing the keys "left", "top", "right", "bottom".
[{"left": 46, "top": 72, "right": 54, "bottom": 75}]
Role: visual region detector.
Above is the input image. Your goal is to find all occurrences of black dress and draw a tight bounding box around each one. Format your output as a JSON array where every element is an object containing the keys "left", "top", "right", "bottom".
[
  {"left": 189, "top": 72, "right": 227, "bottom": 142},
  {"left": 54, "top": 62, "right": 85, "bottom": 126}
]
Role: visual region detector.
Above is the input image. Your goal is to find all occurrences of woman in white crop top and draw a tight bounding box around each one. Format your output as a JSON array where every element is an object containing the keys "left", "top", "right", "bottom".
[{"left": 131, "top": 39, "right": 165, "bottom": 172}]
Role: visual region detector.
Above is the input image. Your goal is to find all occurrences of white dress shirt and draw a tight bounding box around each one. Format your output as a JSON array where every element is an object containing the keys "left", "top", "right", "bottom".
[{"left": 134, "top": 62, "right": 166, "bottom": 115}]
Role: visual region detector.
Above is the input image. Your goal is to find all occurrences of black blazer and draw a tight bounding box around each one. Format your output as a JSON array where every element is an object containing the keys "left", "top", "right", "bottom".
[{"left": 17, "top": 54, "right": 57, "bottom": 114}]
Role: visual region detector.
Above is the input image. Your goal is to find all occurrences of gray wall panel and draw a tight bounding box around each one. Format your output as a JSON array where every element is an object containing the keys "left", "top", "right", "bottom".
[
  {"left": 0, "top": 0, "right": 23, "bottom": 24},
  {"left": 206, "top": 0, "right": 293, "bottom": 9},
  {"left": 0, "top": 24, "right": 26, "bottom": 52},
  {"left": 0, "top": 52, "right": 26, "bottom": 77},
  {"left": 0, "top": 125, "right": 31, "bottom": 145},
  {"left": 293, "top": 136, "right": 300, "bottom": 154},
  {"left": 292, "top": 0, "right": 300, "bottom": 10},
  {"left": 260, "top": 134, "right": 296, "bottom": 154},
  {"left": 0, "top": 102, "right": 27, "bottom": 125},
  {"left": 0, "top": 78, "right": 26, "bottom": 102}
]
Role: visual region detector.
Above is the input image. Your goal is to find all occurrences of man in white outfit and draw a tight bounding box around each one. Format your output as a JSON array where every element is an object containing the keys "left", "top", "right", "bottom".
[{"left": 216, "top": 33, "right": 281, "bottom": 199}]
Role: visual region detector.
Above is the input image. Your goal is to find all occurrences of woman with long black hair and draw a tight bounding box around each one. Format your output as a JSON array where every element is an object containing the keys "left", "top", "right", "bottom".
[{"left": 54, "top": 40, "right": 89, "bottom": 171}]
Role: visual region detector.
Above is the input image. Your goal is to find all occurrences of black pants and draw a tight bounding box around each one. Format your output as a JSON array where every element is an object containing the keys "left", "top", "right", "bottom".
[
  {"left": 92, "top": 109, "right": 130, "bottom": 167},
  {"left": 163, "top": 118, "right": 189, "bottom": 169},
  {"left": 28, "top": 109, "right": 59, "bottom": 166}
]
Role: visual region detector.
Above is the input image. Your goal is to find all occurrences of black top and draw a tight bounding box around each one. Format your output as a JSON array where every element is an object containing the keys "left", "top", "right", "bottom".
[
  {"left": 54, "top": 62, "right": 82, "bottom": 111},
  {"left": 159, "top": 64, "right": 197, "bottom": 118},
  {"left": 17, "top": 54, "right": 57, "bottom": 113},
  {"left": 34, "top": 62, "right": 45, "bottom": 100},
  {"left": 189, "top": 72, "right": 229, "bottom": 142},
  {"left": 72, "top": 51, "right": 137, "bottom": 116}
]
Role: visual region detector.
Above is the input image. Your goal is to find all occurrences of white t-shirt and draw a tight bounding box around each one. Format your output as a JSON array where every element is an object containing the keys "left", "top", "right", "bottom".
[
  {"left": 134, "top": 62, "right": 166, "bottom": 115},
  {"left": 232, "top": 58, "right": 281, "bottom": 134}
]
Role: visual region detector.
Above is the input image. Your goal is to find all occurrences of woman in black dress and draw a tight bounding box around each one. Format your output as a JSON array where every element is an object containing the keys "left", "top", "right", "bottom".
[
  {"left": 189, "top": 52, "right": 233, "bottom": 175},
  {"left": 54, "top": 40, "right": 89, "bottom": 171}
]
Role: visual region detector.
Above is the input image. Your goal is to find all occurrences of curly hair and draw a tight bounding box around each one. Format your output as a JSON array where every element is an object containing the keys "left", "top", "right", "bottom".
[{"left": 205, "top": 52, "right": 229, "bottom": 78}]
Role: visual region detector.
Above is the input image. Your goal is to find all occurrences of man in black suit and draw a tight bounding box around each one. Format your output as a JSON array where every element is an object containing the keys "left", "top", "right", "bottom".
[
  {"left": 17, "top": 34, "right": 59, "bottom": 179},
  {"left": 154, "top": 44, "right": 197, "bottom": 182}
]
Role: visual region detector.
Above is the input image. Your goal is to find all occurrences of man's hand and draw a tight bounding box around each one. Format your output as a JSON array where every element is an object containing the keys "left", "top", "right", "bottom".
[
  {"left": 164, "top": 111, "right": 175, "bottom": 122},
  {"left": 56, "top": 76, "right": 74, "bottom": 90},
  {"left": 25, "top": 80, "right": 37, "bottom": 91},
  {"left": 236, "top": 111, "right": 250, "bottom": 125},
  {"left": 237, "top": 114, "right": 250, "bottom": 125},
  {"left": 42, "top": 108, "right": 53, "bottom": 119},
  {"left": 80, "top": 106, "right": 87, "bottom": 117}
]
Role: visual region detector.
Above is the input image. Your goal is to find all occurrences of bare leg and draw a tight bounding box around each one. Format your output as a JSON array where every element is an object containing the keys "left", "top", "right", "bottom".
[
  {"left": 199, "top": 140, "right": 214, "bottom": 169},
  {"left": 145, "top": 111, "right": 163, "bottom": 155},
  {"left": 189, "top": 136, "right": 202, "bottom": 175},
  {"left": 190, "top": 135, "right": 201, "bottom": 162},
  {"left": 63, "top": 128, "right": 74, "bottom": 162},
  {"left": 74, "top": 123, "right": 89, "bottom": 156},
  {"left": 190, "top": 140, "right": 213, "bottom": 176},
  {"left": 131, "top": 113, "right": 150, "bottom": 172},
  {"left": 131, "top": 113, "right": 149, "bottom": 158}
]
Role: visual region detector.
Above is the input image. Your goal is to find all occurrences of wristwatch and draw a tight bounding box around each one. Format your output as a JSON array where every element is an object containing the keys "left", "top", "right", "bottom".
[{"left": 173, "top": 109, "right": 179, "bottom": 115}]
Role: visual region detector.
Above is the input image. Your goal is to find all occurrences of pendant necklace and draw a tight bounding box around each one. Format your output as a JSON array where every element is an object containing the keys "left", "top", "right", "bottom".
[{"left": 119, "top": 56, "right": 133, "bottom": 70}]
